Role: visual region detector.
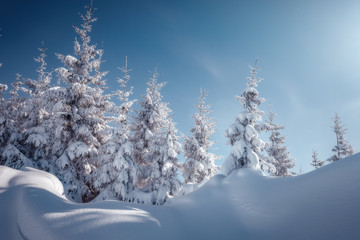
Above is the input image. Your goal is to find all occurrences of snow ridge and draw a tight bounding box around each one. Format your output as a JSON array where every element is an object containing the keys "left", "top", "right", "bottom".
[{"left": 1, "top": 153, "right": 359, "bottom": 239}]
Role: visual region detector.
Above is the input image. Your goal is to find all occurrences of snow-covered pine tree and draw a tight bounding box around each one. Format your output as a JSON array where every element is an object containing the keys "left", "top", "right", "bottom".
[
  {"left": 311, "top": 150, "right": 325, "bottom": 169},
  {"left": 183, "top": 89, "right": 220, "bottom": 184},
  {"left": 222, "top": 61, "right": 272, "bottom": 175},
  {"left": 131, "top": 68, "right": 166, "bottom": 167},
  {"left": 0, "top": 74, "right": 34, "bottom": 169},
  {"left": 0, "top": 45, "right": 6, "bottom": 163},
  {"left": 0, "top": 82, "right": 9, "bottom": 164},
  {"left": 265, "top": 109, "right": 295, "bottom": 177},
  {"left": 3, "top": 45, "right": 63, "bottom": 172},
  {"left": 0, "top": 84, "right": 6, "bottom": 103},
  {"left": 328, "top": 113, "right": 353, "bottom": 162},
  {"left": 131, "top": 67, "right": 181, "bottom": 205},
  {"left": 150, "top": 113, "right": 182, "bottom": 205},
  {"left": 93, "top": 57, "right": 138, "bottom": 202},
  {"left": 0, "top": 53, "right": 5, "bottom": 103},
  {"left": 0, "top": 31, "right": 33, "bottom": 169},
  {"left": 54, "top": 2, "right": 112, "bottom": 202},
  {"left": 20, "top": 43, "right": 53, "bottom": 170},
  {"left": 0, "top": 29, "right": 1, "bottom": 69}
]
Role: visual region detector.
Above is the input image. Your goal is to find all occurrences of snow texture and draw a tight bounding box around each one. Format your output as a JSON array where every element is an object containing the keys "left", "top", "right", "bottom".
[{"left": 1, "top": 153, "right": 360, "bottom": 240}]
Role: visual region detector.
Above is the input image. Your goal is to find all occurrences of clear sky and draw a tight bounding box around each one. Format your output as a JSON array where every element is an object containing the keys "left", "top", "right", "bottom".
[{"left": 1, "top": 0, "right": 359, "bottom": 173}]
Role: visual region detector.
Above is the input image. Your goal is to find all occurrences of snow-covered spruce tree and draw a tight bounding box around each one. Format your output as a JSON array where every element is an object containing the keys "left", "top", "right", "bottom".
[
  {"left": 0, "top": 74, "right": 34, "bottom": 169},
  {"left": 311, "top": 150, "right": 325, "bottom": 169},
  {"left": 0, "top": 32, "right": 28, "bottom": 168},
  {"left": 0, "top": 50, "right": 6, "bottom": 164},
  {"left": 183, "top": 89, "right": 220, "bottom": 184},
  {"left": 19, "top": 43, "right": 54, "bottom": 170},
  {"left": 92, "top": 57, "right": 138, "bottom": 202},
  {"left": 0, "top": 82, "right": 9, "bottom": 164},
  {"left": 148, "top": 113, "right": 182, "bottom": 205},
  {"left": 131, "top": 68, "right": 182, "bottom": 205},
  {"left": 54, "top": 3, "right": 112, "bottom": 202},
  {"left": 0, "top": 37, "right": 30, "bottom": 169},
  {"left": 0, "top": 84, "right": 6, "bottom": 103},
  {"left": 1, "top": 48, "right": 55, "bottom": 170},
  {"left": 222, "top": 61, "right": 273, "bottom": 175},
  {"left": 131, "top": 69, "right": 166, "bottom": 168},
  {"left": 327, "top": 113, "right": 353, "bottom": 162},
  {"left": 0, "top": 56, "right": 5, "bottom": 106},
  {"left": 265, "top": 109, "right": 295, "bottom": 177}
]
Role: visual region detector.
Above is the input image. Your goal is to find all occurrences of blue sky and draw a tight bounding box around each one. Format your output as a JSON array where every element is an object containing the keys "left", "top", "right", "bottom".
[{"left": 1, "top": 0, "right": 359, "bottom": 173}]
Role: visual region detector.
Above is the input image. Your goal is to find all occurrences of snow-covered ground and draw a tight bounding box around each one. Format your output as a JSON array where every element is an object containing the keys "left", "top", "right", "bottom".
[{"left": 1, "top": 153, "right": 360, "bottom": 240}]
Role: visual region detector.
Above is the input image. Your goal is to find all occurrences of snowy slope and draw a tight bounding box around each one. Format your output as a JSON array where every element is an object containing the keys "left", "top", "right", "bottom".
[{"left": 1, "top": 153, "right": 360, "bottom": 240}]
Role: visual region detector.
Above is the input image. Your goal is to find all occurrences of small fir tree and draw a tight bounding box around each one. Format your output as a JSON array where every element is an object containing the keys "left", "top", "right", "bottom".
[
  {"left": 131, "top": 68, "right": 166, "bottom": 166},
  {"left": 150, "top": 115, "right": 182, "bottom": 205},
  {"left": 131, "top": 67, "right": 181, "bottom": 204},
  {"left": 1, "top": 74, "right": 34, "bottom": 169},
  {"left": 0, "top": 56, "right": 7, "bottom": 131},
  {"left": 328, "top": 113, "right": 353, "bottom": 162},
  {"left": 311, "top": 150, "right": 325, "bottom": 169},
  {"left": 0, "top": 83, "right": 9, "bottom": 164},
  {"left": 222, "top": 61, "right": 273, "bottom": 175},
  {"left": 20, "top": 43, "right": 53, "bottom": 170},
  {"left": 183, "top": 89, "right": 220, "bottom": 184},
  {"left": 265, "top": 109, "right": 295, "bottom": 177},
  {"left": 92, "top": 57, "right": 138, "bottom": 202}
]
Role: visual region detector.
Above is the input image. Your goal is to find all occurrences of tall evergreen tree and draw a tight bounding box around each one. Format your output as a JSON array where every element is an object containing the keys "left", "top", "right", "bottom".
[
  {"left": 131, "top": 68, "right": 166, "bottom": 167},
  {"left": 0, "top": 81, "right": 6, "bottom": 150},
  {"left": 265, "top": 109, "right": 295, "bottom": 177},
  {"left": 150, "top": 114, "right": 182, "bottom": 205},
  {"left": 93, "top": 57, "right": 138, "bottom": 202},
  {"left": 0, "top": 82, "right": 9, "bottom": 164},
  {"left": 0, "top": 29, "right": 2, "bottom": 69},
  {"left": 311, "top": 150, "right": 325, "bottom": 169},
  {"left": 20, "top": 43, "right": 53, "bottom": 170},
  {"left": 1, "top": 74, "right": 33, "bottom": 169},
  {"left": 53, "top": 2, "right": 112, "bottom": 201},
  {"left": 183, "top": 89, "right": 220, "bottom": 184},
  {"left": 222, "top": 61, "right": 272, "bottom": 175},
  {"left": 328, "top": 113, "right": 353, "bottom": 162},
  {"left": 131, "top": 67, "right": 181, "bottom": 204}
]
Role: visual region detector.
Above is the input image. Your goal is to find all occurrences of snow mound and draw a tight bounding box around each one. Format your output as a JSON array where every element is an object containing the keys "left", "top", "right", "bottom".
[{"left": 1, "top": 153, "right": 360, "bottom": 239}]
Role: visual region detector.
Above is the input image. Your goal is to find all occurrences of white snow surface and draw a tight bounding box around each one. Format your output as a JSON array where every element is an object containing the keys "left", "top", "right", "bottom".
[{"left": 1, "top": 153, "right": 360, "bottom": 239}]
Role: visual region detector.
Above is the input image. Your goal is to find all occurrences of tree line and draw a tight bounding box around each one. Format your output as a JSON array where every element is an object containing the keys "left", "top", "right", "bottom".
[{"left": 0, "top": 2, "right": 353, "bottom": 204}]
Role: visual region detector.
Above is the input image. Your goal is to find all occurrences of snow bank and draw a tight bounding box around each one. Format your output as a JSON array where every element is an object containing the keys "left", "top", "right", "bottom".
[{"left": 1, "top": 153, "right": 360, "bottom": 239}]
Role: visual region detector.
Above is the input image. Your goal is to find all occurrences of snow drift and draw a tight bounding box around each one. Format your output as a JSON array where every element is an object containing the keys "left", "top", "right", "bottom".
[{"left": 1, "top": 153, "right": 360, "bottom": 240}]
